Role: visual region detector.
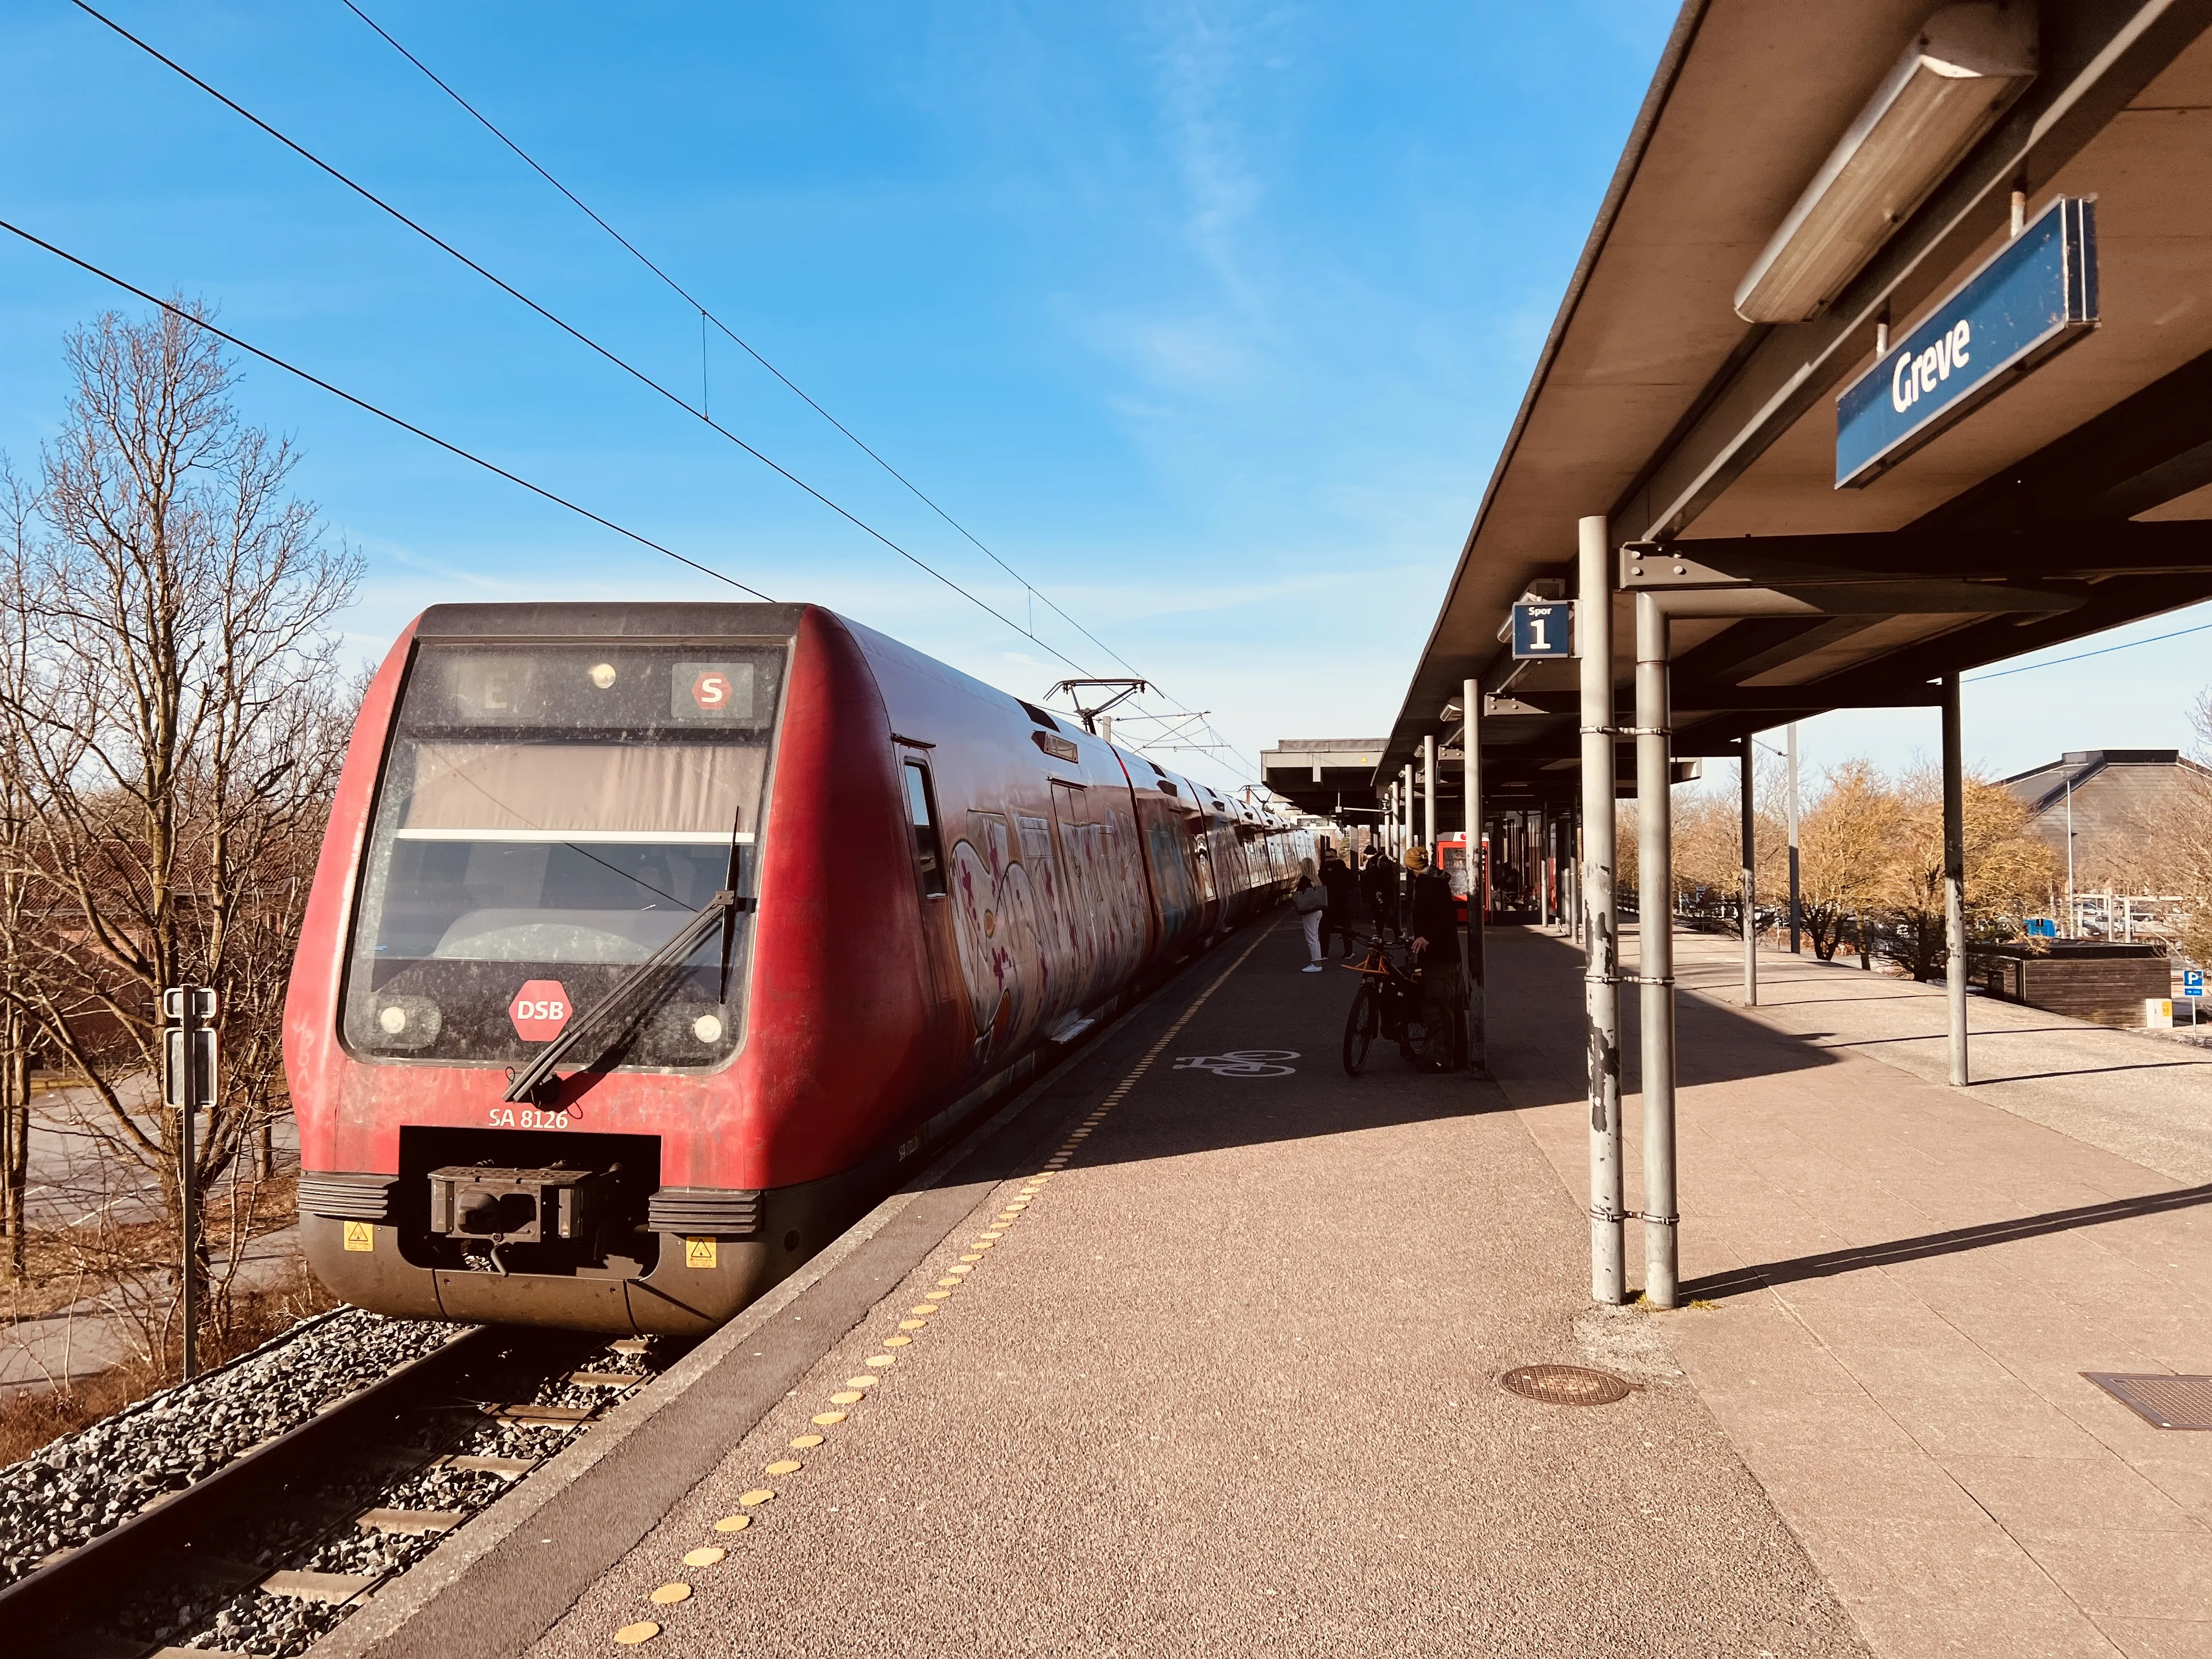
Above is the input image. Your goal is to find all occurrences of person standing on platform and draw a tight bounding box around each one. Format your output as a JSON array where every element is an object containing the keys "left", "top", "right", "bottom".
[
  {"left": 1319, "top": 850, "right": 1357, "bottom": 958},
  {"left": 1291, "top": 858, "right": 1327, "bottom": 971},
  {"left": 1405, "top": 845, "right": 1468, "bottom": 1071},
  {"left": 1362, "top": 847, "right": 1401, "bottom": 938}
]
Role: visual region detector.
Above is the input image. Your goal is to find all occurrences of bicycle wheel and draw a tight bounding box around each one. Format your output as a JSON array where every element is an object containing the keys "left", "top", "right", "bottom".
[{"left": 1342, "top": 984, "right": 1378, "bottom": 1076}]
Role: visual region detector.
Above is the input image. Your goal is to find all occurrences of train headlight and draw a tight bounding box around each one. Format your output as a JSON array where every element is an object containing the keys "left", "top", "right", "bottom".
[
  {"left": 370, "top": 994, "right": 442, "bottom": 1049},
  {"left": 693, "top": 1013, "right": 724, "bottom": 1043},
  {"left": 589, "top": 662, "right": 618, "bottom": 689}
]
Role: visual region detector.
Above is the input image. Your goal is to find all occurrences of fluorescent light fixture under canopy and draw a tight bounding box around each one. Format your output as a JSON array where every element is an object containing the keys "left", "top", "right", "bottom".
[{"left": 1734, "top": 2, "right": 2036, "bottom": 325}]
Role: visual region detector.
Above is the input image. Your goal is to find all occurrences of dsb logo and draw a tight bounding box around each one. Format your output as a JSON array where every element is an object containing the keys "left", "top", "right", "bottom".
[{"left": 509, "top": 980, "right": 571, "bottom": 1041}]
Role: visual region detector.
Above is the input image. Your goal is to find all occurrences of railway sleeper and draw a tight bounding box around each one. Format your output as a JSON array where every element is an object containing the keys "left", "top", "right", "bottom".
[
  {"left": 259, "top": 1566, "right": 383, "bottom": 1605},
  {"left": 355, "top": 1507, "right": 465, "bottom": 1537}
]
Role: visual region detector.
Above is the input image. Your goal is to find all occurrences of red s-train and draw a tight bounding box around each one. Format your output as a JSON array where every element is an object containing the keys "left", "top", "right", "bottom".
[{"left": 287, "top": 603, "right": 1308, "bottom": 1334}]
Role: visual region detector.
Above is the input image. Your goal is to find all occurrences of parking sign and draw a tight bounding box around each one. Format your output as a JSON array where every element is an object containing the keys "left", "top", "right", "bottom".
[{"left": 2184, "top": 970, "right": 2204, "bottom": 1000}]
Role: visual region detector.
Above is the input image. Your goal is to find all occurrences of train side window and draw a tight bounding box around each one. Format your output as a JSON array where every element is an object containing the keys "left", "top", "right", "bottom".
[{"left": 904, "top": 760, "right": 947, "bottom": 897}]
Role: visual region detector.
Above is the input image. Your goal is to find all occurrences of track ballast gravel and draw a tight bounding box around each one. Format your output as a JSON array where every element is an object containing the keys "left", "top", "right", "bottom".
[{"left": 0, "top": 1307, "right": 459, "bottom": 1585}]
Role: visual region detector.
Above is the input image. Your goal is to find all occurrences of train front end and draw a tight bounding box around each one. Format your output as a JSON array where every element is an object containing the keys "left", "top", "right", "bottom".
[{"left": 286, "top": 601, "right": 931, "bottom": 1335}]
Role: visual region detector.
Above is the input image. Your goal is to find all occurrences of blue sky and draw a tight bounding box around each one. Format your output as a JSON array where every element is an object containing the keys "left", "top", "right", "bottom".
[{"left": 1, "top": 1, "right": 2202, "bottom": 797}]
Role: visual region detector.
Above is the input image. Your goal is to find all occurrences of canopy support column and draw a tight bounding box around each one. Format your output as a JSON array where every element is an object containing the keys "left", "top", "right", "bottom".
[
  {"left": 1786, "top": 723, "right": 1802, "bottom": 953},
  {"left": 1943, "top": 672, "right": 1970, "bottom": 1087},
  {"left": 1464, "top": 677, "right": 1487, "bottom": 1075},
  {"left": 1740, "top": 735, "right": 1758, "bottom": 1007},
  {"left": 1578, "top": 518, "right": 1622, "bottom": 1306},
  {"left": 1636, "top": 590, "right": 1679, "bottom": 1309},
  {"left": 1423, "top": 733, "right": 1436, "bottom": 853}
]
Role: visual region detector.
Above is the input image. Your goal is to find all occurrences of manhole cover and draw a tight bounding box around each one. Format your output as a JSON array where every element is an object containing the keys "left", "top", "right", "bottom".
[
  {"left": 1500, "top": 1364, "right": 1632, "bottom": 1406},
  {"left": 2084, "top": 1373, "right": 2212, "bottom": 1429}
]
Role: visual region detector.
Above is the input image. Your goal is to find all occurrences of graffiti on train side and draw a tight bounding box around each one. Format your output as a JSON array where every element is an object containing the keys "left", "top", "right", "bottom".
[{"left": 947, "top": 802, "right": 1149, "bottom": 1066}]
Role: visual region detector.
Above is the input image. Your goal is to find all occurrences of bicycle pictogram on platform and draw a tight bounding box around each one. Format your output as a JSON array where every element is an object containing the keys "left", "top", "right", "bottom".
[{"left": 1172, "top": 1049, "right": 1300, "bottom": 1077}]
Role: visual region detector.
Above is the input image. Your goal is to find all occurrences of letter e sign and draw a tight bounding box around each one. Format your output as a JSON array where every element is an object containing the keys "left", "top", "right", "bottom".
[{"left": 509, "top": 980, "right": 571, "bottom": 1041}]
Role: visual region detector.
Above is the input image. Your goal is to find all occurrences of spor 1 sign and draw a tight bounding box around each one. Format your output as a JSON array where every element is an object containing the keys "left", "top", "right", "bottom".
[{"left": 1835, "top": 197, "right": 2097, "bottom": 490}]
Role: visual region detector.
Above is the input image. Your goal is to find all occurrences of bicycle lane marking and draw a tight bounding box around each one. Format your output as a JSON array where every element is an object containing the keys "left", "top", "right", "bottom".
[{"left": 1041, "top": 915, "right": 1287, "bottom": 1171}]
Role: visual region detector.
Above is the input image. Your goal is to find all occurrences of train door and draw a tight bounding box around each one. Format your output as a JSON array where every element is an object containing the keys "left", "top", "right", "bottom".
[
  {"left": 1014, "top": 810, "right": 1076, "bottom": 1026},
  {"left": 1049, "top": 781, "right": 1106, "bottom": 1012},
  {"left": 1188, "top": 810, "right": 1218, "bottom": 934},
  {"left": 898, "top": 751, "right": 968, "bottom": 1071}
]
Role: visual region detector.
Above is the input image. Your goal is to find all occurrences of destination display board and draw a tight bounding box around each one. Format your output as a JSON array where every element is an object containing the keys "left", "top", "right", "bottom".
[{"left": 1835, "top": 197, "right": 2097, "bottom": 490}]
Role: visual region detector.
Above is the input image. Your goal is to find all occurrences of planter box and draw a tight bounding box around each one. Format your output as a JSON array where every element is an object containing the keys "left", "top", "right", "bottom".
[{"left": 1972, "top": 941, "right": 2169, "bottom": 1026}]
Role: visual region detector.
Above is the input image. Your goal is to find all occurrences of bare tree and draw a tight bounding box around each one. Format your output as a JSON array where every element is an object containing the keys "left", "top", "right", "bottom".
[{"left": 0, "top": 303, "right": 360, "bottom": 1360}]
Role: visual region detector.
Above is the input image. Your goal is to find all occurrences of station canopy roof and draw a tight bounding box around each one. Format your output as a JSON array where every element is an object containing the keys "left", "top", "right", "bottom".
[
  {"left": 1260, "top": 738, "right": 1391, "bottom": 819},
  {"left": 1381, "top": 0, "right": 2212, "bottom": 804}
]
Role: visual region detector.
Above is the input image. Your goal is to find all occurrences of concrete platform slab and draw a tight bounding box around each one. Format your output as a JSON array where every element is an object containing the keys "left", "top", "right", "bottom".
[
  {"left": 1504, "top": 925, "right": 2212, "bottom": 1659},
  {"left": 500, "top": 921, "right": 1864, "bottom": 1658}
]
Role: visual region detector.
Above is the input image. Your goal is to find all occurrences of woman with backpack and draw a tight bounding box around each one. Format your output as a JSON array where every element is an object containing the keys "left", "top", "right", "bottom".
[{"left": 1292, "top": 857, "right": 1328, "bottom": 971}]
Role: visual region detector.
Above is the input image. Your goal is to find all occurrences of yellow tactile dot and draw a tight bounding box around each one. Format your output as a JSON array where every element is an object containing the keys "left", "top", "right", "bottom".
[
  {"left": 650, "top": 1583, "right": 691, "bottom": 1606},
  {"left": 845, "top": 1375, "right": 877, "bottom": 1388},
  {"left": 712, "top": 1514, "right": 752, "bottom": 1533},
  {"left": 813, "top": 1410, "right": 847, "bottom": 1425},
  {"left": 740, "top": 1488, "right": 775, "bottom": 1506},
  {"left": 765, "top": 1459, "right": 802, "bottom": 1475},
  {"left": 866, "top": 1355, "right": 896, "bottom": 1368},
  {"left": 948, "top": 1263, "right": 973, "bottom": 1274},
  {"left": 978, "top": 1232, "right": 1003, "bottom": 1240},
  {"left": 960, "top": 1254, "right": 983, "bottom": 1263},
  {"left": 789, "top": 1433, "right": 825, "bottom": 1448},
  {"left": 937, "top": 1277, "right": 962, "bottom": 1288},
  {"left": 683, "top": 1547, "right": 726, "bottom": 1567},
  {"left": 909, "top": 1304, "right": 938, "bottom": 1315},
  {"left": 830, "top": 1390, "right": 864, "bottom": 1404},
  {"left": 614, "top": 1621, "right": 660, "bottom": 1645},
  {"left": 898, "top": 1320, "right": 926, "bottom": 1330},
  {"left": 883, "top": 1334, "right": 913, "bottom": 1346},
  {"left": 925, "top": 1290, "right": 951, "bottom": 1300},
  {"left": 970, "top": 1240, "right": 996, "bottom": 1249}
]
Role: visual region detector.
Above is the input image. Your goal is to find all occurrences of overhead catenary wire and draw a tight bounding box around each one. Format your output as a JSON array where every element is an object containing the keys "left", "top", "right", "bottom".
[
  {"left": 70, "top": 0, "right": 1096, "bottom": 685},
  {"left": 336, "top": 0, "right": 1148, "bottom": 685},
  {"left": 71, "top": 0, "right": 1261, "bottom": 785},
  {"left": 1964, "top": 616, "right": 2212, "bottom": 682},
  {"left": 334, "top": 0, "right": 1257, "bottom": 776},
  {"left": 0, "top": 214, "right": 774, "bottom": 601}
]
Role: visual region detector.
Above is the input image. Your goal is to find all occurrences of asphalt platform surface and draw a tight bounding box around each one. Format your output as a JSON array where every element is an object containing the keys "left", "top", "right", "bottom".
[{"left": 459, "top": 917, "right": 1866, "bottom": 1659}]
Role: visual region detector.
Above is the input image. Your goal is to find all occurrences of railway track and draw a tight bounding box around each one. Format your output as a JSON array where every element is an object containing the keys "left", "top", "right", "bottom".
[{"left": 3, "top": 1318, "right": 679, "bottom": 1659}]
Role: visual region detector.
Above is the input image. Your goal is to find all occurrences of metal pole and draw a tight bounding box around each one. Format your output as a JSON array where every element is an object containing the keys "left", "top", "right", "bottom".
[
  {"left": 1635, "top": 590, "right": 1678, "bottom": 1308},
  {"left": 1464, "top": 678, "right": 1486, "bottom": 1073},
  {"left": 1740, "top": 736, "right": 1757, "bottom": 1007},
  {"left": 2066, "top": 777, "right": 2076, "bottom": 938},
  {"left": 1943, "top": 673, "right": 1969, "bottom": 1087},
  {"left": 178, "top": 989, "right": 200, "bottom": 1380},
  {"left": 1786, "top": 723, "right": 1801, "bottom": 953},
  {"left": 1577, "top": 518, "right": 1622, "bottom": 1305},
  {"left": 1423, "top": 733, "right": 1436, "bottom": 855},
  {"left": 1539, "top": 801, "right": 1551, "bottom": 929},
  {"left": 1403, "top": 764, "right": 1415, "bottom": 853}
]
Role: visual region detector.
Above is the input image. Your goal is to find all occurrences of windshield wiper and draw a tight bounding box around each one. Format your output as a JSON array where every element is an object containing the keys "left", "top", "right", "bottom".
[{"left": 504, "top": 889, "right": 747, "bottom": 1104}]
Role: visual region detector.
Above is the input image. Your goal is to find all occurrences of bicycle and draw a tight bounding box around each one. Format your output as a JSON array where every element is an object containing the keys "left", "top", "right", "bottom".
[{"left": 1340, "top": 933, "right": 1431, "bottom": 1076}]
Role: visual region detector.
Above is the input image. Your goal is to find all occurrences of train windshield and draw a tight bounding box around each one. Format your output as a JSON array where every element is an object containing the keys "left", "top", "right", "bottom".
[{"left": 342, "top": 641, "right": 784, "bottom": 1069}]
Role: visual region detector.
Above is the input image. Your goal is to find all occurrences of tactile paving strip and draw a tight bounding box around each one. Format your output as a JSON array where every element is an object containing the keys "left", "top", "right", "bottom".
[{"left": 2083, "top": 1372, "right": 2212, "bottom": 1429}]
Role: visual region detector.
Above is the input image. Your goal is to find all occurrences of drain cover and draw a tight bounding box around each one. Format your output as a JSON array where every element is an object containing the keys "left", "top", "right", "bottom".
[
  {"left": 2084, "top": 1373, "right": 2212, "bottom": 1430},
  {"left": 1500, "top": 1364, "right": 1632, "bottom": 1406}
]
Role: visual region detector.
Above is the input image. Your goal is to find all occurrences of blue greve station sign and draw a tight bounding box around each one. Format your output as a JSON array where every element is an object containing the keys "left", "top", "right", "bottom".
[{"left": 1836, "top": 197, "right": 2097, "bottom": 489}]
